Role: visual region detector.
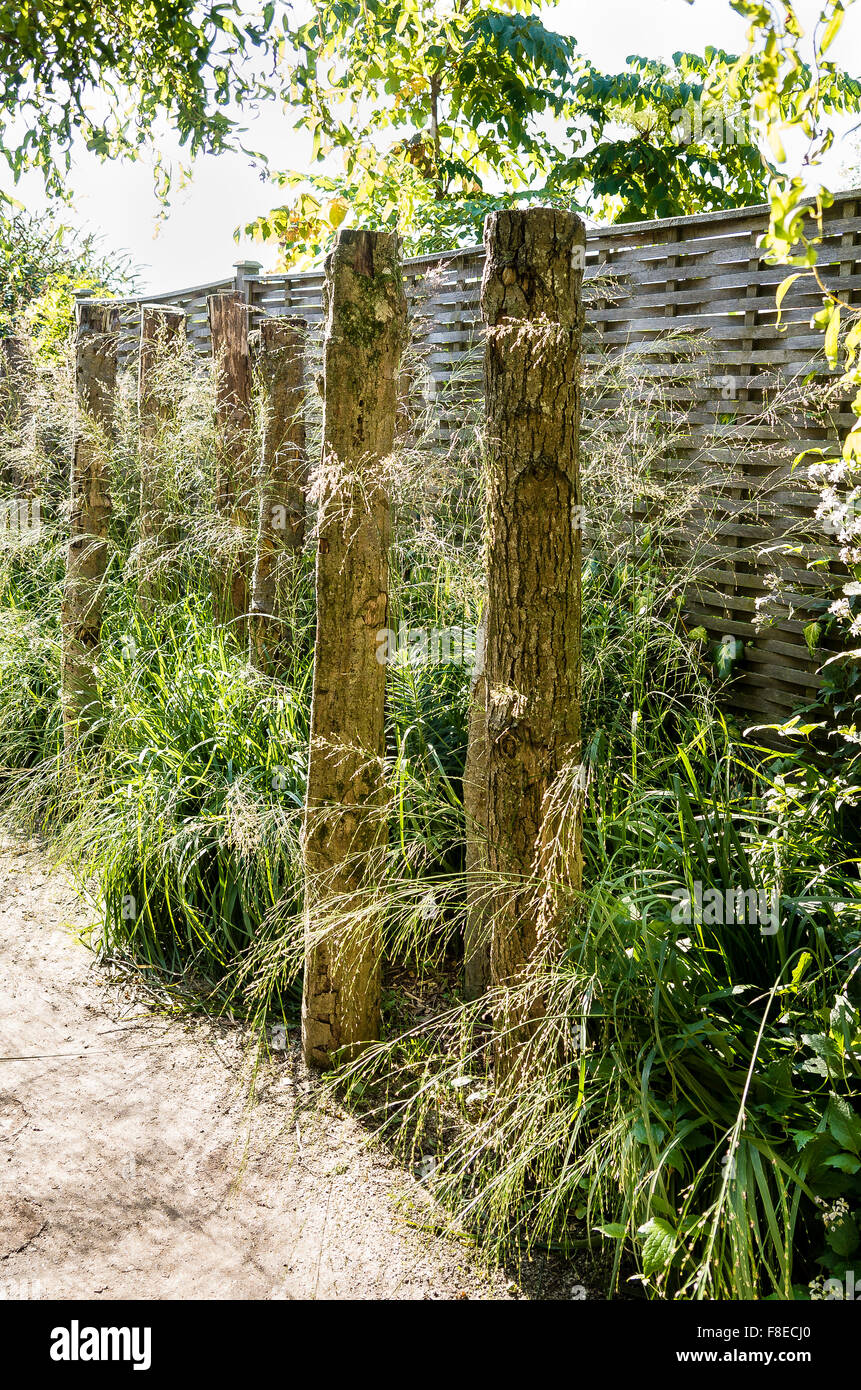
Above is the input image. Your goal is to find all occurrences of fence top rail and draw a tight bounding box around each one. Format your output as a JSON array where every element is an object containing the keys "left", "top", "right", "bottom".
[
  {"left": 77, "top": 184, "right": 861, "bottom": 312},
  {"left": 78, "top": 279, "right": 235, "bottom": 309}
]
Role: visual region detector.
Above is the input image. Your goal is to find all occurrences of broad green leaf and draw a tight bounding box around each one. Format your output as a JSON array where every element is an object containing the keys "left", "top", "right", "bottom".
[
  {"left": 824, "top": 1154, "right": 861, "bottom": 1174},
  {"left": 791, "top": 951, "right": 812, "bottom": 987},
  {"left": 638, "top": 1216, "right": 676, "bottom": 1277},
  {"left": 595, "top": 1223, "right": 626, "bottom": 1240},
  {"left": 803, "top": 621, "right": 822, "bottom": 656},
  {"left": 825, "top": 1095, "right": 861, "bottom": 1155},
  {"left": 826, "top": 1212, "right": 860, "bottom": 1259}
]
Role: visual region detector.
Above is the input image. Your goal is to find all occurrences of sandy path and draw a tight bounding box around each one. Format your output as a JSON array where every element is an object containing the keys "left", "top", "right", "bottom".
[{"left": 0, "top": 837, "right": 536, "bottom": 1301}]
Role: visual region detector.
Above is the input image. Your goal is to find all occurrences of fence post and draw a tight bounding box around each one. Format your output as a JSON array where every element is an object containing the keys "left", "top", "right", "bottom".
[
  {"left": 208, "top": 291, "right": 253, "bottom": 632},
  {"left": 249, "top": 316, "right": 307, "bottom": 673},
  {"left": 0, "top": 334, "right": 29, "bottom": 491},
  {"left": 301, "top": 229, "right": 407, "bottom": 1069},
  {"left": 478, "top": 208, "right": 585, "bottom": 1077},
  {"left": 61, "top": 300, "right": 119, "bottom": 746},
  {"left": 233, "top": 259, "right": 263, "bottom": 304},
  {"left": 138, "top": 305, "right": 186, "bottom": 607}
]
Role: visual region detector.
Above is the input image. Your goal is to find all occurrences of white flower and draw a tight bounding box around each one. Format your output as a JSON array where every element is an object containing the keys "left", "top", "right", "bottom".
[{"left": 828, "top": 598, "right": 852, "bottom": 621}]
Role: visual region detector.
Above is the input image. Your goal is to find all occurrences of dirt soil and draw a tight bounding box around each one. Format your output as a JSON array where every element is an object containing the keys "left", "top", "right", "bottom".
[{"left": 0, "top": 836, "right": 585, "bottom": 1301}]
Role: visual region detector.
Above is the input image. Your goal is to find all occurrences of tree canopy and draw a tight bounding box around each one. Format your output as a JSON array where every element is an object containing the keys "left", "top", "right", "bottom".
[
  {"left": 0, "top": 1, "right": 283, "bottom": 198},
  {"left": 557, "top": 47, "right": 860, "bottom": 222},
  {"left": 250, "top": 0, "right": 577, "bottom": 258},
  {"left": 246, "top": 0, "right": 861, "bottom": 264}
]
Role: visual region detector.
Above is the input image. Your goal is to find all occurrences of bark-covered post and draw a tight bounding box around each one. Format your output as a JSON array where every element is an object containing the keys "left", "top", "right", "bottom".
[
  {"left": 61, "top": 301, "right": 118, "bottom": 746},
  {"left": 208, "top": 291, "right": 253, "bottom": 632},
  {"left": 0, "top": 333, "right": 27, "bottom": 426},
  {"left": 480, "top": 208, "right": 585, "bottom": 1074},
  {"left": 301, "top": 229, "right": 407, "bottom": 1069},
  {"left": 138, "top": 305, "right": 185, "bottom": 607},
  {"left": 249, "top": 316, "right": 307, "bottom": 673},
  {"left": 0, "top": 333, "right": 29, "bottom": 491}
]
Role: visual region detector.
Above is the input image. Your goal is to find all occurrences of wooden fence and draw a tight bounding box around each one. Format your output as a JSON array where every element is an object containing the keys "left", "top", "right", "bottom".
[{"left": 89, "top": 188, "right": 861, "bottom": 730}]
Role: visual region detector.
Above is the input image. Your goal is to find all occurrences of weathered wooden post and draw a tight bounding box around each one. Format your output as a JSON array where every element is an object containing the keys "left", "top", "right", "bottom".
[
  {"left": 249, "top": 316, "right": 307, "bottom": 673},
  {"left": 208, "top": 291, "right": 253, "bottom": 632},
  {"left": 301, "top": 229, "right": 407, "bottom": 1069},
  {"left": 0, "top": 334, "right": 30, "bottom": 492},
  {"left": 138, "top": 304, "right": 185, "bottom": 607},
  {"left": 61, "top": 300, "right": 118, "bottom": 746},
  {"left": 0, "top": 335, "right": 26, "bottom": 418},
  {"left": 479, "top": 208, "right": 585, "bottom": 1075}
]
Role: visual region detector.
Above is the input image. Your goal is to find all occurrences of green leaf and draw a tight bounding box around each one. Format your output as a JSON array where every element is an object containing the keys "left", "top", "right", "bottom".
[
  {"left": 825, "top": 303, "right": 842, "bottom": 366},
  {"left": 826, "top": 1212, "right": 860, "bottom": 1259},
  {"left": 714, "top": 634, "right": 743, "bottom": 679},
  {"left": 820, "top": 6, "right": 845, "bottom": 55},
  {"left": 824, "top": 1154, "right": 861, "bottom": 1174},
  {"left": 638, "top": 1216, "right": 676, "bottom": 1277},
  {"left": 595, "top": 1222, "right": 626, "bottom": 1240},
  {"left": 775, "top": 272, "right": 801, "bottom": 328},
  {"left": 767, "top": 125, "right": 786, "bottom": 162},
  {"left": 830, "top": 993, "right": 859, "bottom": 1048},
  {"left": 825, "top": 1095, "right": 861, "bottom": 1155},
  {"left": 791, "top": 951, "right": 813, "bottom": 987},
  {"left": 803, "top": 621, "right": 822, "bottom": 657},
  {"left": 790, "top": 1128, "right": 818, "bottom": 1151}
]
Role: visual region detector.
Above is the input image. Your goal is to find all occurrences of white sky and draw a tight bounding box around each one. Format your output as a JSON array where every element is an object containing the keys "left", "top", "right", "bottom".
[{"left": 4, "top": 0, "right": 861, "bottom": 292}]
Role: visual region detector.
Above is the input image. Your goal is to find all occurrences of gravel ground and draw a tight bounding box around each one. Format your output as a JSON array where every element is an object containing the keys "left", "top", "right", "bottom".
[{"left": 0, "top": 836, "right": 587, "bottom": 1301}]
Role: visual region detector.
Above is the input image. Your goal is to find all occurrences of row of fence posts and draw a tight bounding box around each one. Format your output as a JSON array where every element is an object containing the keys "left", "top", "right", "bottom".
[{"left": 58, "top": 208, "right": 585, "bottom": 1074}]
